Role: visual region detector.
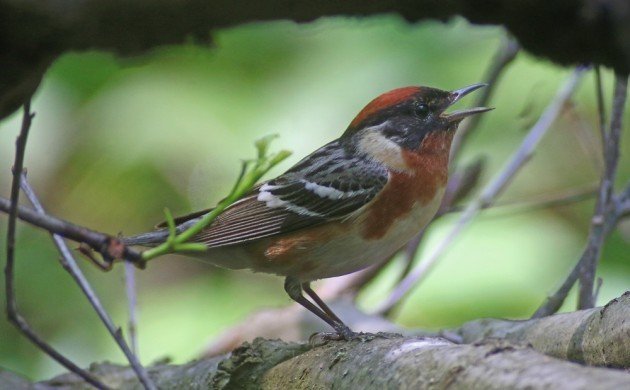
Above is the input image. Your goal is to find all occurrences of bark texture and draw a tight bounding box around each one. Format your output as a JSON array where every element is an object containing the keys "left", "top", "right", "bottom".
[
  {"left": 12, "top": 335, "right": 630, "bottom": 389},
  {"left": 2, "top": 293, "right": 628, "bottom": 389},
  {"left": 1, "top": 0, "right": 629, "bottom": 120},
  {"left": 458, "top": 291, "right": 630, "bottom": 368},
  {"left": 262, "top": 336, "right": 629, "bottom": 390}
]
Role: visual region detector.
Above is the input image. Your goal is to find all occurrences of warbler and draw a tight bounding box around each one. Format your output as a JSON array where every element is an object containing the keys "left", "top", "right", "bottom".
[{"left": 124, "top": 84, "right": 491, "bottom": 338}]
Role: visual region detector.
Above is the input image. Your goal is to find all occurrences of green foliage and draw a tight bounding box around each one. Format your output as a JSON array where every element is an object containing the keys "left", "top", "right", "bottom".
[{"left": 142, "top": 135, "right": 291, "bottom": 260}]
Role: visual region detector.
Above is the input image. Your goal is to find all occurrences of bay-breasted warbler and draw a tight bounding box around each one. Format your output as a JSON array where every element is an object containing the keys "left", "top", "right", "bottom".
[{"left": 125, "top": 84, "right": 491, "bottom": 338}]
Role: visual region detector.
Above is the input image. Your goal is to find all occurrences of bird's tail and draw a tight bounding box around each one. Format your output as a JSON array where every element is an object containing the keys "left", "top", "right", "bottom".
[
  {"left": 121, "top": 218, "right": 201, "bottom": 247},
  {"left": 121, "top": 230, "right": 170, "bottom": 247}
]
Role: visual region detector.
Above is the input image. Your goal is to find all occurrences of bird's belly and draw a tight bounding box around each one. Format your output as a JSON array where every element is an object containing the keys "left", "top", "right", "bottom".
[{"left": 197, "top": 189, "right": 443, "bottom": 281}]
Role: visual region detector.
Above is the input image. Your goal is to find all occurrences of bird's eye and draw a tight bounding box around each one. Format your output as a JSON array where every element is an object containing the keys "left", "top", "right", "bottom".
[{"left": 415, "top": 103, "right": 430, "bottom": 118}]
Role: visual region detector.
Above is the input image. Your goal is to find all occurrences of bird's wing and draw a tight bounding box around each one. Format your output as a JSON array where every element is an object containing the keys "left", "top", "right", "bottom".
[{"left": 189, "top": 140, "right": 388, "bottom": 248}]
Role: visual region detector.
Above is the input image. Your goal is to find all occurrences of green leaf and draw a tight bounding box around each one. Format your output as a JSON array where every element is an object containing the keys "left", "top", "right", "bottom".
[
  {"left": 255, "top": 134, "right": 279, "bottom": 159},
  {"left": 174, "top": 243, "right": 208, "bottom": 252},
  {"left": 141, "top": 135, "right": 290, "bottom": 261}
]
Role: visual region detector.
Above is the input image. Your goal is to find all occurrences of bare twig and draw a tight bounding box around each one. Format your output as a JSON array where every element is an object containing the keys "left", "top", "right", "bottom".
[
  {"left": 124, "top": 261, "right": 139, "bottom": 355},
  {"left": 533, "top": 73, "right": 628, "bottom": 318},
  {"left": 4, "top": 103, "right": 109, "bottom": 389},
  {"left": 594, "top": 66, "right": 607, "bottom": 144},
  {"left": 617, "top": 181, "right": 630, "bottom": 219},
  {"left": 464, "top": 185, "right": 597, "bottom": 216},
  {"left": 450, "top": 37, "right": 520, "bottom": 162},
  {"left": 401, "top": 230, "right": 427, "bottom": 280},
  {"left": 532, "top": 194, "right": 629, "bottom": 319},
  {"left": 577, "top": 73, "right": 627, "bottom": 309},
  {"left": 0, "top": 196, "right": 144, "bottom": 268},
  {"left": 19, "top": 176, "right": 156, "bottom": 390},
  {"left": 375, "top": 68, "right": 585, "bottom": 314}
]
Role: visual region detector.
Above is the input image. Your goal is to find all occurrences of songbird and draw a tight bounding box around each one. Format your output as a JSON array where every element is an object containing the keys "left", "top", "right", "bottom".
[{"left": 124, "top": 84, "right": 492, "bottom": 338}]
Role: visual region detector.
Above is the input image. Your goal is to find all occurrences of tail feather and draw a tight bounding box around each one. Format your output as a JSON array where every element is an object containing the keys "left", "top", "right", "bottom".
[
  {"left": 122, "top": 218, "right": 202, "bottom": 247},
  {"left": 121, "top": 230, "right": 169, "bottom": 247}
]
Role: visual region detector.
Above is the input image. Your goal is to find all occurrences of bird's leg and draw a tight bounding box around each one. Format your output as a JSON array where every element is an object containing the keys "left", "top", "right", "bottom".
[
  {"left": 284, "top": 276, "right": 354, "bottom": 340},
  {"left": 301, "top": 282, "right": 344, "bottom": 325}
]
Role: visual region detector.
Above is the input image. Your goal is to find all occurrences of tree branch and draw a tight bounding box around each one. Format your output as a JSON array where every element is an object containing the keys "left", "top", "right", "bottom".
[
  {"left": 200, "top": 292, "right": 630, "bottom": 369},
  {"left": 4, "top": 104, "right": 109, "bottom": 389},
  {"left": 533, "top": 73, "right": 628, "bottom": 318},
  {"left": 459, "top": 291, "right": 630, "bottom": 368},
  {"left": 19, "top": 175, "right": 156, "bottom": 390},
  {"left": 10, "top": 337, "right": 629, "bottom": 389},
  {"left": 262, "top": 337, "right": 629, "bottom": 389},
  {"left": 1, "top": 0, "right": 629, "bottom": 120},
  {"left": 577, "top": 73, "right": 627, "bottom": 309},
  {"left": 0, "top": 196, "right": 144, "bottom": 267},
  {"left": 3, "top": 293, "right": 628, "bottom": 388}
]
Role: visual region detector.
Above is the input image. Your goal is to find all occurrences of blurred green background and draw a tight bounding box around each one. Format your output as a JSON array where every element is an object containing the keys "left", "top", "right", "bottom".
[{"left": 0, "top": 16, "right": 628, "bottom": 380}]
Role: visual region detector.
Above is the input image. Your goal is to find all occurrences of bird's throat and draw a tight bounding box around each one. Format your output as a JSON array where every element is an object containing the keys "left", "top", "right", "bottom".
[
  {"left": 401, "top": 131, "right": 453, "bottom": 177},
  {"left": 359, "top": 131, "right": 452, "bottom": 240}
]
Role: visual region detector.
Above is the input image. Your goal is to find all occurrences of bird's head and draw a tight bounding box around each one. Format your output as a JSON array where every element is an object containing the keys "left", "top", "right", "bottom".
[{"left": 342, "top": 84, "right": 492, "bottom": 171}]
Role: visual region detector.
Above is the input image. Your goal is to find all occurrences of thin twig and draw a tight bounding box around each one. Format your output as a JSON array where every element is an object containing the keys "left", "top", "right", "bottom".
[
  {"left": 531, "top": 184, "right": 629, "bottom": 318},
  {"left": 594, "top": 66, "right": 607, "bottom": 145},
  {"left": 376, "top": 230, "right": 427, "bottom": 317},
  {"left": 124, "top": 261, "right": 139, "bottom": 355},
  {"left": 20, "top": 175, "right": 156, "bottom": 390},
  {"left": 402, "top": 230, "right": 426, "bottom": 280},
  {"left": 375, "top": 68, "right": 585, "bottom": 315},
  {"left": 533, "top": 73, "right": 628, "bottom": 318},
  {"left": 450, "top": 37, "right": 520, "bottom": 162},
  {"left": 0, "top": 196, "right": 144, "bottom": 267},
  {"left": 450, "top": 185, "right": 597, "bottom": 216},
  {"left": 577, "top": 73, "right": 627, "bottom": 309},
  {"left": 617, "top": 181, "right": 630, "bottom": 219},
  {"left": 4, "top": 103, "right": 110, "bottom": 389}
]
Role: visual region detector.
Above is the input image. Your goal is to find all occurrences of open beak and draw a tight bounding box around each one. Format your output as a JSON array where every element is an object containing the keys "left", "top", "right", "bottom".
[{"left": 444, "top": 83, "right": 493, "bottom": 122}]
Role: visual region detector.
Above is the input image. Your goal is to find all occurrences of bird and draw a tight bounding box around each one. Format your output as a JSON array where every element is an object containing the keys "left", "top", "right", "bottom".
[{"left": 123, "top": 84, "right": 492, "bottom": 339}]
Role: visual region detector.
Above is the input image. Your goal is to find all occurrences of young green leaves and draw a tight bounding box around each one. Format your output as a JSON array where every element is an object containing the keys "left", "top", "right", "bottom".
[{"left": 142, "top": 135, "right": 291, "bottom": 261}]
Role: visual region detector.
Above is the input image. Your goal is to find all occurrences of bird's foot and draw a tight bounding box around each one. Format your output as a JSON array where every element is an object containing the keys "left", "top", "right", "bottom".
[
  {"left": 308, "top": 323, "right": 356, "bottom": 345},
  {"left": 308, "top": 332, "right": 344, "bottom": 346},
  {"left": 334, "top": 323, "right": 356, "bottom": 340}
]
